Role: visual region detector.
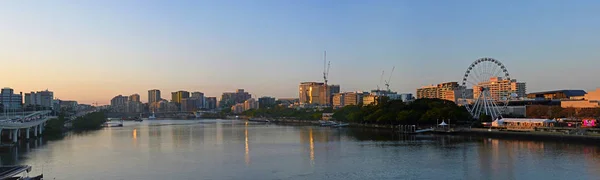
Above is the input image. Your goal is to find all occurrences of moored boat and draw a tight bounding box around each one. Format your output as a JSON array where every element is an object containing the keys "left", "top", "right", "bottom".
[
  {"left": 331, "top": 123, "right": 349, "bottom": 128},
  {"left": 248, "top": 118, "right": 270, "bottom": 123},
  {"left": 0, "top": 165, "right": 43, "bottom": 180}
]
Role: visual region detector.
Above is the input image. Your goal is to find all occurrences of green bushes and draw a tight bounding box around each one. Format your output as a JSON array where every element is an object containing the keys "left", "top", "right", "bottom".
[
  {"left": 72, "top": 112, "right": 107, "bottom": 131},
  {"left": 43, "top": 115, "right": 66, "bottom": 138},
  {"left": 333, "top": 98, "right": 472, "bottom": 125}
]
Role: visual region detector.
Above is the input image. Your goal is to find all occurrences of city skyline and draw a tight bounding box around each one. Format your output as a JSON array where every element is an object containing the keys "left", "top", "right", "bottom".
[{"left": 2, "top": 1, "right": 600, "bottom": 105}]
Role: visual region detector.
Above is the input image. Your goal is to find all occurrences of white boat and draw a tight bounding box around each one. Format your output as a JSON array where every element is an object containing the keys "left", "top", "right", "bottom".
[
  {"left": 194, "top": 111, "right": 203, "bottom": 118},
  {"left": 148, "top": 111, "right": 156, "bottom": 120},
  {"left": 332, "top": 123, "right": 349, "bottom": 128},
  {"left": 320, "top": 121, "right": 338, "bottom": 127},
  {"left": 102, "top": 119, "right": 123, "bottom": 127}
]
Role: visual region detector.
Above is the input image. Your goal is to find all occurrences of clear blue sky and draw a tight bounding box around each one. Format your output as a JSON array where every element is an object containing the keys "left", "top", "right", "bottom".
[{"left": 1, "top": 0, "right": 599, "bottom": 104}]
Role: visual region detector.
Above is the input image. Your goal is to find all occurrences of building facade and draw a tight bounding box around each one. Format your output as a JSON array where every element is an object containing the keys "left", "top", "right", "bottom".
[
  {"left": 561, "top": 88, "right": 600, "bottom": 108},
  {"left": 333, "top": 92, "right": 366, "bottom": 108},
  {"left": 526, "top": 90, "right": 587, "bottom": 100},
  {"left": 472, "top": 77, "right": 526, "bottom": 101},
  {"left": 299, "top": 82, "right": 338, "bottom": 106},
  {"left": 416, "top": 82, "right": 464, "bottom": 102},
  {"left": 181, "top": 97, "right": 203, "bottom": 112},
  {"left": 332, "top": 93, "right": 344, "bottom": 108},
  {"left": 111, "top": 95, "right": 129, "bottom": 112},
  {"left": 171, "top": 91, "right": 190, "bottom": 104},
  {"left": 205, "top": 97, "right": 217, "bottom": 110},
  {"left": 220, "top": 89, "right": 251, "bottom": 108},
  {"left": 148, "top": 89, "right": 161, "bottom": 103},
  {"left": 244, "top": 98, "right": 259, "bottom": 111},
  {"left": 24, "top": 90, "right": 54, "bottom": 109},
  {"left": 190, "top": 92, "right": 205, "bottom": 108},
  {"left": 258, "top": 97, "right": 276, "bottom": 108},
  {"left": 231, "top": 103, "right": 245, "bottom": 114},
  {"left": 1, "top": 88, "right": 23, "bottom": 110},
  {"left": 399, "top": 93, "right": 414, "bottom": 102},
  {"left": 129, "top": 94, "right": 141, "bottom": 102}
]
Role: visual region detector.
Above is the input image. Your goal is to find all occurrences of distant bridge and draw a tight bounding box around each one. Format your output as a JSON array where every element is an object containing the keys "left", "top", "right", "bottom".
[{"left": 0, "top": 111, "right": 54, "bottom": 143}]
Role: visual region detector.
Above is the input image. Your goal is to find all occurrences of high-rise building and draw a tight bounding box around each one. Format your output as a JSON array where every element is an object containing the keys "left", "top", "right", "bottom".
[
  {"left": 111, "top": 95, "right": 129, "bottom": 112},
  {"left": 298, "top": 82, "right": 338, "bottom": 106},
  {"left": 24, "top": 90, "right": 54, "bottom": 109},
  {"left": 191, "top": 92, "right": 205, "bottom": 108},
  {"left": 472, "top": 77, "right": 526, "bottom": 101},
  {"left": 205, "top": 97, "right": 217, "bottom": 110},
  {"left": 399, "top": 93, "right": 414, "bottom": 102},
  {"left": 220, "top": 89, "right": 251, "bottom": 108},
  {"left": 363, "top": 94, "right": 378, "bottom": 106},
  {"left": 416, "top": 82, "right": 463, "bottom": 102},
  {"left": 416, "top": 85, "right": 438, "bottom": 99},
  {"left": 258, "top": 97, "right": 276, "bottom": 108},
  {"left": 181, "top": 97, "right": 203, "bottom": 112},
  {"left": 231, "top": 103, "right": 245, "bottom": 114},
  {"left": 1, "top": 88, "right": 23, "bottom": 110},
  {"left": 171, "top": 91, "right": 190, "bottom": 104},
  {"left": 244, "top": 98, "right": 259, "bottom": 111},
  {"left": 332, "top": 93, "right": 345, "bottom": 108},
  {"left": 148, "top": 89, "right": 161, "bottom": 103},
  {"left": 129, "top": 94, "right": 141, "bottom": 102}
]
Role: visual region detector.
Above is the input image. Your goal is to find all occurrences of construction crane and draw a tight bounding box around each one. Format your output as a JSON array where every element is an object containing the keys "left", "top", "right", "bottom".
[
  {"left": 384, "top": 66, "right": 395, "bottom": 92},
  {"left": 323, "top": 51, "right": 330, "bottom": 86},
  {"left": 377, "top": 70, "right": 385, "bottom": 91}
]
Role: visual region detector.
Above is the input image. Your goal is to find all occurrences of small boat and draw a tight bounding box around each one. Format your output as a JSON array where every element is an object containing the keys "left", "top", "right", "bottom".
[
  {"left": 331, "top": 123, "right": 349, "bottom": 128},
  {"left": 248, "top": 118, "right": 270, "bottom": 123},
  {"left": 320, "top": 121, "right": 338, "bottom": 127},
  {"left": 148, "top": 111, "right": 156, "bottom": 120},
  {"left": 102, "top": 119, "right": 124, "bottom": 127},
  {"left": 0, "top": 165, "right": 43, "bottom": 180}
]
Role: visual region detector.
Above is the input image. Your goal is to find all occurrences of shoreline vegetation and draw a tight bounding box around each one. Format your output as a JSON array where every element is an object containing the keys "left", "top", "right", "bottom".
[
  {"left": 240, "top": 98, "right": 600, "bottom": 143},
  {"left": 243, "top": 98, "right": 474, "bottom": 126},
  {"left": 43, "top": 111, "right": 108, "bottom": 138}
]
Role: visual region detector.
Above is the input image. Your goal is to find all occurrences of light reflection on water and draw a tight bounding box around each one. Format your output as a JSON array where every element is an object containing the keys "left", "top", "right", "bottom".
[{"left": 1, "top": 119, "right": 600, "bottom": 180}]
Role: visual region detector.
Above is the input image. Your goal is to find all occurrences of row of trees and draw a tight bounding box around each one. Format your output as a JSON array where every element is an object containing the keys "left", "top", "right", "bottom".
[
  {"left": 526, "top": 105, "right": 600, "bottom": 119},
  {"left": 72, "top": 111, "right": 107, "bottom": 131},
  {"left": 333, "top": 98, "right": 472, "bottom": 125},
  {"left": 243, "top": 106, "right": 330, "bottom": 120},
  {"left": 240, "top": 98, "right": 472, "bottom": 125}
]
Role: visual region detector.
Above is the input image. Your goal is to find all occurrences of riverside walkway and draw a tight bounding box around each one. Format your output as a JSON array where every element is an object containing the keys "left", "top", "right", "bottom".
[{"left": 0, "top": 110, "right": 54, "bottom": 143}]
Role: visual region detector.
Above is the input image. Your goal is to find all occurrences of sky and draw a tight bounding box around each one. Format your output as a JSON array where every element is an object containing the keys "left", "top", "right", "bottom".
[{"left": 1, "top": 0, "right": 600, "bottom": 105}]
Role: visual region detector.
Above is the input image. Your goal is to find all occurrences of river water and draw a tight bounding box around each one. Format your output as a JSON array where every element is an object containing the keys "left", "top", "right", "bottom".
[{"left": 1, "top": 119, "right": 600, "bottom": 180}]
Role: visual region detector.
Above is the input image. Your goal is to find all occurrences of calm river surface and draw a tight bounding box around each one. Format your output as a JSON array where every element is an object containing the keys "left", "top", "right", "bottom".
[{"left": 2, "top": 119, "right": 600, "bottom": 180}]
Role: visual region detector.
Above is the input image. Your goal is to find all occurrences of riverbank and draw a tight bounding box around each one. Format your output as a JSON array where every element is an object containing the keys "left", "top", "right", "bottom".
[
  {"left": 456, "top": 128, "right": 600, "bottom": 143},
  {"left": 267, "top": 118, "right": 600, "bottom": 143}
]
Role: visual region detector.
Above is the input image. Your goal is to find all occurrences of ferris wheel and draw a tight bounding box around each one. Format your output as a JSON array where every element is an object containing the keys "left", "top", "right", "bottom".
[{"left": 460, "top": 57, "right": 512, "bottom": 120}]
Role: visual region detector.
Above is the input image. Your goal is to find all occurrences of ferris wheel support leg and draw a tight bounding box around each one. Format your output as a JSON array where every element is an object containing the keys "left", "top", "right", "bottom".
[
  {"left": 471, "top": 92, "right": 484, "bottom": 119},
  {"left": 483, "top": 92, "right": 491, "bottom": 118}
]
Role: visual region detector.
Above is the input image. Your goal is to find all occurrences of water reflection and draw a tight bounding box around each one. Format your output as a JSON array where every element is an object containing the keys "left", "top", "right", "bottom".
[
  {"left": 0, "top": 137, "right": 45, "bottom": 166},
  {"left": 245, "top": 121, "right": 250, "bottom": 165},
  {"left": 309, "top": 128, "right": 314, "bottom": 165},
  {"left": 2, "top": 121, "right": 600, "bottom": 179}
]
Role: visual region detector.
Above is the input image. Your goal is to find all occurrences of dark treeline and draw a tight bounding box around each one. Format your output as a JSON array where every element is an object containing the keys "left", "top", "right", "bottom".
[
  {"left": 526, "top": 105, "right": 600, "bottom": 119},
  {"left": 72, "top": 111, "right": 107, "bottom": 131},
  {"left": 44, "top": 114, "right": 66, "bottom": 138},
  {"left": 333, "top": 98, "right": 472, "bottom": 125},
  {"left": 243, "top": 106, "right": 330, "bottom": 120},
  {"left": 243, "top": 98, "right": 472, "bottom": 125}
]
